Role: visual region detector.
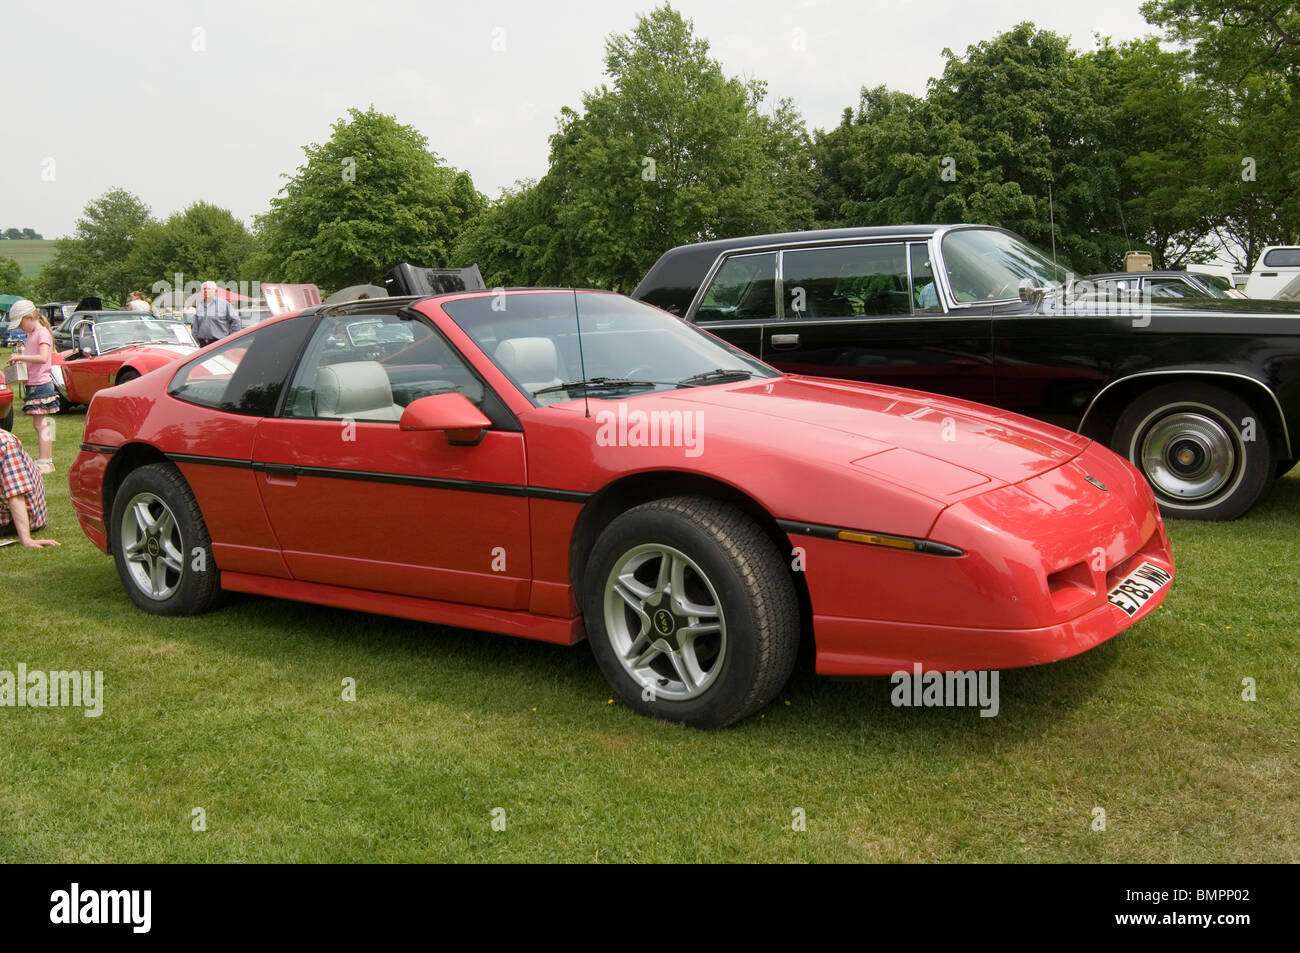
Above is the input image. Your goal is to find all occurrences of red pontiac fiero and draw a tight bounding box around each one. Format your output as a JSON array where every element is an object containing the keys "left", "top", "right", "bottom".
[{"left": 69, "top": 290, "right": 1174, "bottom": 726}]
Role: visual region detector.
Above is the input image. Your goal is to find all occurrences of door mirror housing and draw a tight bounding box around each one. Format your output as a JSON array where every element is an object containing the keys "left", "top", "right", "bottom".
[{"left": 399, "top": 392, "right": 492, "bottom": 446}]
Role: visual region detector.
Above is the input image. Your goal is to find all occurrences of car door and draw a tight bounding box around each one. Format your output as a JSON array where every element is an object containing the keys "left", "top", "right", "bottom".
[
  {"left": 252, "top": 309, "right": 533, "bottom": 611},
  {"left": 687, "top": 250, "right": 774, "bottom": 358},
  {"left": 753, "top": 240, "right": 997, "bottom": 403}
]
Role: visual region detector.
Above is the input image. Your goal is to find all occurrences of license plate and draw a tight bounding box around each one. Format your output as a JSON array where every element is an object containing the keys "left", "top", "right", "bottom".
[{"left": 1106, "top": 561, "right": 1172, "bottom": 617}]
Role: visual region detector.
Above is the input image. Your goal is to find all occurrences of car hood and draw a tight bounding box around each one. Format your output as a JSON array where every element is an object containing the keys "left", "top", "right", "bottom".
[{"left": 659, "top": 375, "right": 1088, "bottom": 495}]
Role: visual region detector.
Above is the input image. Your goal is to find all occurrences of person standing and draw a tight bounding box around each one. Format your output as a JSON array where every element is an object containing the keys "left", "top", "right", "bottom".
[
  {"left": 193, "top": 280, "right": 239, "bottom": 346},
  {"left": 0, "top": 417, "right": 57, "bottom": 547},
  {"left": 127, "top": 291, "right": 152, "bottom": 313},
  {"left": 5, "top": 300, "right": 59, "bottom": 473}
]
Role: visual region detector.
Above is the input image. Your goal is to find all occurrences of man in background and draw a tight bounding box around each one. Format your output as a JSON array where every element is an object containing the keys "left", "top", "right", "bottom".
[
  {"left": 0, "top": 428, "right": 57, "bottom": 548},
  {"left": 193, "top": 280, "right": 239, "bottom": 347}
]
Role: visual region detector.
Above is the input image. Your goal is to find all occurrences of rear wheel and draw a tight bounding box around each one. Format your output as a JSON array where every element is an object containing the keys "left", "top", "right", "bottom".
[
  {"left": 1112, "top": 383, "right": 1272, "bottom": 521},
  {"left": 114, "top": 369, "right": 140, "bottom": 386},
  {"left": 110, "top": 463, "right": 221, "bottom": 615},
  {"left": 582, "top": 496, "right": 799, "bottom": 728}
]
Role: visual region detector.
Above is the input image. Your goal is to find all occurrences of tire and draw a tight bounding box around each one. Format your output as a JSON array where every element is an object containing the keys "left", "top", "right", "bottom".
[
  {"left": 115, "top": 369, "right": 140, "bottom": 386},
  {"left": 0, "top": 408, "right": 11, "bottom": 432},
  {"left": 582, "top": 496, "right": 799, "bottom": 728},
  {"left": 1112, "top": 383, "right": 1272, "bottom": 521},
  {"left": 109, "top": 463, "right": 222, "bottom": 615}
]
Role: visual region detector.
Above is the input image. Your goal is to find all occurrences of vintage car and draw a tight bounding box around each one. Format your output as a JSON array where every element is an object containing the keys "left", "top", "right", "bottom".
[
  {"left": 52, "top": 317, "right": 198, "bottom": 407},
  {"left": 69, "top": 290, "right": 1173, "bottom": 727},
  {"left": 633, "top": 224, "right": 1300, "bottom": 520}
]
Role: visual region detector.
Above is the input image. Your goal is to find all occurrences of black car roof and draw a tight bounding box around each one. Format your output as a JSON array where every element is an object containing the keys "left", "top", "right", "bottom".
[{"left": 632, "top": 224, "right": 948, "bottom": 315}]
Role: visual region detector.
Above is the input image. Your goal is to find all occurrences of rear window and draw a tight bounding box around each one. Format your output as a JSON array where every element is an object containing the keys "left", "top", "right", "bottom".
[
  {"left": 1262, "top": 248, "right": 1300, "bottom": 268},
  {"left": 168, "top": 316, "right": 314, "bottom": 416}
]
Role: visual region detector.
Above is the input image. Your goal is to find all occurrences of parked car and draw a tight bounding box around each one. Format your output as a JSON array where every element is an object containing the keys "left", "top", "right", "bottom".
[
  {"left": 69, "top": 290, "right": 1174, "bottom": 727},
  {"left": 0, "top": 381, "right": 12, "bottom": 431},
  {"left": 1083, "top": 270, "right": 1239, "bottom": 300},
  {"left": 633, "top": 224, "right": 1300, "bottom": 520},
  {"left": 38, "top": 300, "right": 80, "bottom": 328},
  {"left": 55, "top": 310, "right": 141, "bottom": 352},
  {"left": 1243, "top": 246, "right": 1300, "bottom": 298},
  {"left": 51, "top": 317, "right": 198, "bottom": 407},
  {"left": 1, "top": 325, "right": 25, "bottom": 348}
]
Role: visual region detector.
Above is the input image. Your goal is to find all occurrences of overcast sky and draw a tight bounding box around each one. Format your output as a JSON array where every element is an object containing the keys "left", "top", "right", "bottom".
[{"left": 3, "top": 0, "right": 1157, "bottom": 238}]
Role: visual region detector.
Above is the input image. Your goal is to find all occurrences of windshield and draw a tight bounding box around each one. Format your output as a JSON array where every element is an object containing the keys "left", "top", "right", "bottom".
[
  {"left": 442, "top": 292, "right": 776, "bottom": 404},
  {"left": 940, "top": 228, "right": 1073, "bottom": 302},
  {"left": 96, "top": 320, "right": 196, "bottom": 350}
]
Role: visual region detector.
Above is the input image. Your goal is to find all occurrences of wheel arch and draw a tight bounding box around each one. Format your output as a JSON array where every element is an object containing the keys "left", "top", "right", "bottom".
[
  {"left": 1079, "top": 370, "right": 1291, "bottom": 461},
  {"left": 568, "top": 471, "right": 812, "bottom": 634},
  {"left": 102, "top": 443, "right": 172, "bottom": 549}
]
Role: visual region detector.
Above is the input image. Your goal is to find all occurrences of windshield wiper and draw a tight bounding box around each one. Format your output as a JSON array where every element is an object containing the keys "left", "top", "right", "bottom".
[
  {"left": 676, "top": 368, "right": 756, "bottom": 387},
  {"left": 533, "top": 377, "right": 659, "bottom": 397}
]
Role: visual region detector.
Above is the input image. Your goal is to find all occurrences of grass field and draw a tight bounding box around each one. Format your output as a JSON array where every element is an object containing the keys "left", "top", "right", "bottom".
[
  {"left": 0, "top": 408, "right": 1296, "bottom": 863},
  {"left": 0, "top": 240, "right": 56, "bottom": 281}
]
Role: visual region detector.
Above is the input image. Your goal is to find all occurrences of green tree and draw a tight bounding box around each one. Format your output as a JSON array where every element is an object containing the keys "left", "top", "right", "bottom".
[
  {"left": 251, "top": 107, "right": 485, "bottom": 290},
  {"left": 0, "top": 256, "right": 25, "bottom": 295},
  {"left": 468, "top": 4, "right": 816, "bottom": 291},
  {"left": 36, "top": 188, "right": 153, "bottom": 304},
  {"left": 2, "top": 229, "right": 20, "bottom": 240},
  {"left": 127, "top": 201, "right": 257, "bottom": 291}
]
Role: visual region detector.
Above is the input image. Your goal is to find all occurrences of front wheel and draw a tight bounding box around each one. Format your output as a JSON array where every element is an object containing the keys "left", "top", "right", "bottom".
[
  {"left": 0, "top": 407, "right": 11, "bottom": 432},
  {"left": 582, "top": 497, "right": 799, "bottom": 728},
  {"left": 109, "top": 463, "right": 222, "bottom": 615},
  {"left": 1112, "top": 383, "right": 1272, "bottom": 521}
]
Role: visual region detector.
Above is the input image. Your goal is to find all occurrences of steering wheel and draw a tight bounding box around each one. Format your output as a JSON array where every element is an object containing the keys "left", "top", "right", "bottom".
[{"left": 990, "top": 279, "right": 1019, "bottom": 300}]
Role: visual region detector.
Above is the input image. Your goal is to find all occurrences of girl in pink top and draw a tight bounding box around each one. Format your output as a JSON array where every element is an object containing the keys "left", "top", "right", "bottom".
[{"left": 5, "top": 300, "right": 60, "bottom": 473}]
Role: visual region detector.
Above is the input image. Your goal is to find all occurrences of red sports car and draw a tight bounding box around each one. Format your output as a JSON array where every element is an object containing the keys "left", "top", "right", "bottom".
[
  {"left": 52, "top": 317, "right": 198, "bottom": 407},
  {"left": 69, "top": 290, "right": 1174, "bottom": 727},
  {"left": 0, "top": 380, "right": 12, "bottom": 431}
]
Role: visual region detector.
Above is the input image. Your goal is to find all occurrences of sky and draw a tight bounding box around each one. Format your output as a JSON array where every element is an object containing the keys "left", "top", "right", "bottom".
[{"left": 2, "top": 0, "right": 1156, "bottom": 239}]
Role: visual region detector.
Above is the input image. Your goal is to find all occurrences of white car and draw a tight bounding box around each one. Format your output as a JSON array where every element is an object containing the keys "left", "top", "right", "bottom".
[{"left": 1245, "top": 246, "right": 1300, "bottom": 299}]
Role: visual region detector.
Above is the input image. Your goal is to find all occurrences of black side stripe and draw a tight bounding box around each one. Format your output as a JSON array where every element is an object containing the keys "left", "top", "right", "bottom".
[
  {"left": 79, "top": 442, "right": 119, "bottom": 456},
  {"left": 164, "top": 451, "right": 591, "bottom": 503}
]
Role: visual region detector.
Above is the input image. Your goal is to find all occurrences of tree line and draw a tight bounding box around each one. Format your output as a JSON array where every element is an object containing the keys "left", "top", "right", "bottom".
[{"left": 14, "top": 0, "right": 1299, "bottom": 305}]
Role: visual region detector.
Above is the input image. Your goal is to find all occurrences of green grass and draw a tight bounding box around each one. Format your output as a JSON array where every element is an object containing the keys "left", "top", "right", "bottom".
[
  {"left": 0, "top": 239, "right": 56, "bottom": 281},
  {"left": 0, "top": 410, "right": 1296, "bottom": 862}
]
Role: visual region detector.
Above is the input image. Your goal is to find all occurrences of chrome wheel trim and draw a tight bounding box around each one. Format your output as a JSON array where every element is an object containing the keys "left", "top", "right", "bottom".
[
  {"left": 1137, "top": 407, "right": 1239, "bottom": 503},
  {"left": 120, "top": 491, "right": 185, "bottom": 600},
  {"left": 602, "top": 543, "right": 727, "bottom": 702}
]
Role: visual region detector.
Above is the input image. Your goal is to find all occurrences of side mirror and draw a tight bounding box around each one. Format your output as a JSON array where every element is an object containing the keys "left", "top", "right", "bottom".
[{"left": 399, "top": 392, "right": 491, "bottom": 446}]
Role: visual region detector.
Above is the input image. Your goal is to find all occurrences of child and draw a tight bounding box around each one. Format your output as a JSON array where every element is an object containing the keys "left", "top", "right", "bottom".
[{"left": 5, "top": 300, "right": 60, "bottom": 473}]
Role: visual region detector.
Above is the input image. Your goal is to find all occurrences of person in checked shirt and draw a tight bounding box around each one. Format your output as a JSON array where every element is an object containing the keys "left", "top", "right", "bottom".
[
  {"left": 193, "top": 280, "right": 240, "bottom": 346},
  {"left": 0, "top": 428, "right": 57, "bottom": 548}
]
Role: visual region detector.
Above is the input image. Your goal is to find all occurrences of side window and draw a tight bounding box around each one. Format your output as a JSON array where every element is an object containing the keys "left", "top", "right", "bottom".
[
  {"left": 168, "top": 318, "right": 312, "bottom": 416},
  {"left": 783, "top": 243, "right": 911, "bottom": 318},
  {"left": 910, "top": 243, "right": 942, "bottom": 313},
  {"left": 696, "top": 252, "right": 777, "bottom": 321},
  {"left": 283, "top": 312, "right": 484, "bottom": 423},
  {"left": 1147, "top": 278, "right": 1197, "bottom": 298}
]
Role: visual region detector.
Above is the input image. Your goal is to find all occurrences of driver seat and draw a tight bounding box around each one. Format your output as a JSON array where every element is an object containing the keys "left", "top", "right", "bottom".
[
  {"left": 313, "top": 361, "right": 404, "bottom": 421},
  {"left": 495, "top": 337, "right": 565, "bottom": 399}
]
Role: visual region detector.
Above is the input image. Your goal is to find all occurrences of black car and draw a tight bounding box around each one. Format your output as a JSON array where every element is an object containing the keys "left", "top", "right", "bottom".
[{"left": 633, "top": 224, "right": 1300, "bottom": 520}]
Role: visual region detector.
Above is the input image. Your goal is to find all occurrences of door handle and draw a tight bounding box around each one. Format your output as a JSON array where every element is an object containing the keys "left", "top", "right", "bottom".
[
  {"left": 769, "top": 333, "right": 801, "bottom": 349},
  {"left": 257, "top": 463, "right": 300, "bottom": 486}
]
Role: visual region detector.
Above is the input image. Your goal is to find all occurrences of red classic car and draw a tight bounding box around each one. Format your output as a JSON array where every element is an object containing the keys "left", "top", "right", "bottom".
[
  {"left": 68, "top": 290, "right": 1174, "bottom": 727},
  {"left": 52, "top": 317, "right": 198, "bottom": 407}
]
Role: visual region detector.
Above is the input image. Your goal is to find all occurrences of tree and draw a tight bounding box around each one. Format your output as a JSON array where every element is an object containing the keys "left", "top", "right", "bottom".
[
  {"left": 127, "top": 201, "right": 257, "bottom": 290},
  {"left": 251, "top": 107, "right": 485, "bottom": 290},
  {"left": 0, "top": 256, "right": 24, "bottom": 295},
  {"left": 35, "top": 188, "right": 152, "bottom": 305},
  {"left": 462, "top": 4, "right": 816, "bottom": 291},
  {"left": 20, "top": 228, "right": 39, "bottom": 240},
  {"left": 2, "top": 229, "right": 20, "bottom": 240}
]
